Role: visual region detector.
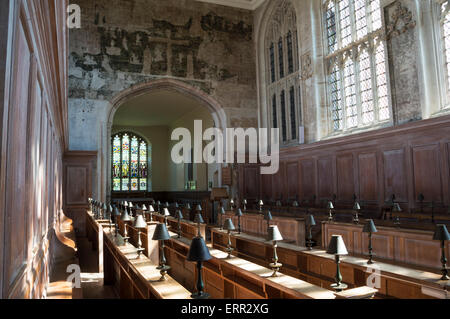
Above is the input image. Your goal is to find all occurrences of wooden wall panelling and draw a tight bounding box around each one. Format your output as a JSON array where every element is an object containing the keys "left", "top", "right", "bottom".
[
  {"left": 286, "top": 161, "right": 299, "bottom": 200},
  {"left": 272, "top": 162, "right": 285, "bottom": 200},
  {"left": 261, "top": 172, "right": 272, "bottom": 201},
  {"left": 336, "top": 154, "right": 355, "bottom": 202},
  {"left": 3, "top": 5, "right": 33, "bottom": 297},
  {"left": 243, "top": 165, "right": 258, "bottom": 201},
  {"left": 317, "top": 157, "right": 334, "bottom": 202},
  {"left": 411, "top": 144, "right": 443, "bottom": 204},
  {"left": 382, "top": 148, "right": 408, "bottom": 203},
  {"left": 358, "top": 152, "right": 379, "bottom": 203},
  {"left": 63, "top": 152, "right": 97, "bottom": 236},
  {"left": 299, "top": 159, "right": 315, "bottom": 201}
]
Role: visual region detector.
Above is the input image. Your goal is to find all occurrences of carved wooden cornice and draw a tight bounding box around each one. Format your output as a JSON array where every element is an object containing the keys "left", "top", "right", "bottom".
[{"left": 385, "top": 1, "right": 416, "bottom": 40}]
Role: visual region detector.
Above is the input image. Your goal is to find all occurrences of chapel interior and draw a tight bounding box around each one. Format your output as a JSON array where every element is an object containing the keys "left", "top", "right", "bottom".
[{"left": 1, "top": 0, "right": 450, "bottom": 300}]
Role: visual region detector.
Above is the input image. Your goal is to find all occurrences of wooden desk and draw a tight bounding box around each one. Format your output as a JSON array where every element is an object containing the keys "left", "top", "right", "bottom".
[
  {"left": 165, "top": 235, "right": 338, "bottom": 299},
  {"left": 152, "top": 214, "right": 206, "bottom": 240},
  {"left": 103, "top": 229, "right": 192, "bottom": 299},
  {"left": 322, "top": 221, "right": 450, "bottom": 269},
  {"left": 210, "top": 228, "right": 450, "bottom": 299},
  {"left": 86, "top": 212, "right": 109, "bottom": 273},
  {"left": 223, "top": 210, "right": 306, "bottom": 246}
]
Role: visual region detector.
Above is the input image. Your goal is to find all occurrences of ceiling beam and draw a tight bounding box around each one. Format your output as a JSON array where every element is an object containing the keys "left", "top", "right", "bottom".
[{"left": 195, "top": 0, "right": 265, "bottom": 11}]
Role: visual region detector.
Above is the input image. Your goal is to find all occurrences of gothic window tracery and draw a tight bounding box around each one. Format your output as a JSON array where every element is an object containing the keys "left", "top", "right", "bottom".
[
  {"left": 265, "top": 0, "right": 302, "bottom": 145},
  {"left": 323, "top": 0, "right": 391, "bottom": 133},
  {"left": 112, "top": 132, "right": 149, "bottom": 192}
]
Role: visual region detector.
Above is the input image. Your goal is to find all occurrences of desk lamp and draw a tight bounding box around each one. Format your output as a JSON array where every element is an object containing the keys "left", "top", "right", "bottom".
[
  {"left": 223, "top": 218, "right": 235, "bottom": 258},
  {"left": 433, "top": 224, "right": 450, "bottom": 280},
  {"left": 163, "top": 208, "right": 170, "bottom": 226},
  {"left": 152, "top": 223, "right": 171, "bottom": 280},
  {"left": 264, "top": 210, "right": 273, "bottom": 231},
  {"left": 187, "top": 236, "right": 212, "bottom": 299},
  {"left": 267, "top": 225, "right": 283, "bottom": 277},
  {"left": 327, "top": 235, "right": 348, "bottom": 292},
  {"left": 175, "top": 210, "right": 183, "bottom": 238},
  {"left": 194, "top": 212, "right": 205, "bottom": 237},
  {"left": 113, "top": 207, "right": 121, "bottom": 237},
  {"left": 242, "top": 199, "right": 247, "bottom": 211},
  {"left": 134, "top": 214, "right": 147, "bottom": 258},
  {"left": 235, "top": 208, "right": 243, "bottom": 234},
  {"left": 121, "top": 208, "right": 132, "bottom": 244},
  {"left": 148, "top": 204, "right": 154, "bottom": 222},
  {"left": 392, "top": 203, "right": 401, "bottom": 227},
  {"left": 305, "top": 214, "right": 316, "bottom": 250},
  {"left": 218, "top": 207, "right": 225, "bottom": 230},
  {"left": 353, "top": 202, "right": 361, "bottom": 224},
  {"left": 327, "top": 201, "right": 334, "bottom": 222},
  {"left": 363, "top": 219, "right": 377, "bottom": 264}
]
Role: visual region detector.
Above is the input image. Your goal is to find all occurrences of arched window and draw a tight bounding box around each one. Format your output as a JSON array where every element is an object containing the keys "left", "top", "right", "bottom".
[
  {"left": 323, "top": 0, "right": 391, "bottom": 133},
  {"left": 112, "top": 132, "right": 149, "bottom": 192},
  {"left": 265, "top": 0, "right": 302, "bottom": 146}
]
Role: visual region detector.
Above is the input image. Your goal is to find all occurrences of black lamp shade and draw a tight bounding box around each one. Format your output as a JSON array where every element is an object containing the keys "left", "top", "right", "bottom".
[
  {"left": 142, "top": 204, "right": 147, "bottom": 211},
  {"left": 326, "top": 235, "right": 348, "bottom": 255},
  {"left": 165, "top": 202, "right": 169, "bottom": 207},
  {"left": 264, "top": 210, "right": 273, "bottom": 221},
  {"left": 148, "top": 205, "right": 155, "bottom": 212},
  {"left": 219, "top": 207, "right": 225, "bottom": 215},
  {"left": 134, "top": 215, "right": 147, "bottom": 229},
  {"left": 156, "top": 201, "right": 161, "bottom": 205},
  {"left": 306, "top": 214, "right": 316, "bottom": 226},
  {"left": 327, "top": 201, "right": 334, "bottom": 209},
  {"left": 124, "top": 201, "right": 129, "bottom": 207},
  {"left": 243, "top": 199, "right": 247, "bottom": 205},
  {"left": 174, "top": 202, "right": 179, "bottom": 208},
  {"left": 292, "top": 201, "right": 299, "bottom": 207},
  {"left": 176, "top": 210, "right": 183, "bottom": 220},
  {"left": 235, "top": 208, "right": 243, "bottom": 217},
  {"left": 186, "top": 203, "right": 191, "bottom": 209},
  {"left": 196, "top": 204, "right": 202, "bottom": 211},
  {"left": 102, "top": 203, "right": 107, "bottom": 210},
  {"left": 152, "top": 223, "right": 171, "bottom": 241},
  {"left": 223, "top": 218, "right": 235, "bottom": 231},
  {"left": 195, "top": 213, "right": 205, "bottom": 224},
  {"left": 121, "top": 208, "right": 131, "bottom": 222},
  {"left": 258, "top": 200, "right": 264, "bottom": 206},
  {"left": 187, "top": 236, "right": 212, "bottom": 262},
  {"left": 353, "top": 202, "right": 361, "bottom": 210},
  {"left": 363, "top": 219, "right": 377, "bottom": 233},
  {"left": 433, "top": 224, "right": 450, "bottom": 241},
  {"left": 129, "top": 202, "right": 134, "bottom": 208},
  {"left": 392, "top": 203, "right": 402, "bottom": 212},
  {"left": 113, "top": 207, "right": 120, "bottom": 216},
  {"left": 267, "top": 225, "right": 283, "bottom": 242}
]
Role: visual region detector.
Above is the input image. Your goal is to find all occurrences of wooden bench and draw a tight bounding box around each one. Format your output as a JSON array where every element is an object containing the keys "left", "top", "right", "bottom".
[{"left": 210, "top": 227, "right": 449, "bottom": 299}]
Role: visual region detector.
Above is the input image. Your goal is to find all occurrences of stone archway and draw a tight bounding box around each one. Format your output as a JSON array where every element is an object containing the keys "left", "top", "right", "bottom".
[{"left": 101, "top": 78, "right": 228, "bottom": 201}]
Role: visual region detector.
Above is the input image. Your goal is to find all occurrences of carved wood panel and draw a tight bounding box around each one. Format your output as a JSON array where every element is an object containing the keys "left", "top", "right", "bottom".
[
  {"left": 336, "top": 154, "right": 354, "bottom": 201},
  {"left": 412, "top": 144, "right": 442, "bottom": 202},
  {"left": 358, "top": 152, "right": 378, "bottom": 202},
  {"left": 243, "top": 166, "right": 258, "bottom": 200},
  {"left": 299, "top": 159, "right": 315, "bottom": 200},
  {"left": 4, "top": 14, "right": 32, "bottom": 292},
  {"left": 317, "top": 157, "right": 334, "bottom": 201},
  {"left": 286, "top": 161, "right": 299, "bottom": 200},
  {"left": 383, "top": 149, "right": 408, "bottom": 202}
]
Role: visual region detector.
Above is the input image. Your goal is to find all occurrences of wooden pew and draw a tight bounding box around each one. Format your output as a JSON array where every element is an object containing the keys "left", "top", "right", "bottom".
[
  {"left": 322, "top": 221, "right": 450, "bottom": 270},
  {"left": 85, "top": 211, "right": 192, "bottom": 299},
  {"left": 152, "top": 214, "right": 206, "bottom": 240},
  {"left": 103, "top": 229, "right": 192, "bottom": 299},
  {"left": 164, "top": 235, "right": 339, "bottom": 299},
  {"left": 210, "top": 228, "right": 450, "bottom": 299},
  {"left": 223, "top": 210, "right": 306, "bottom": 246}
]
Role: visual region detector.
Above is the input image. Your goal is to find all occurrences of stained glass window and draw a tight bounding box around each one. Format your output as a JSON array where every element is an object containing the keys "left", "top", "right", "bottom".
[
  {"left": 111, "top": 132, "right": 149, "bottom": 192},
  {"left": 324, "top": 0, "right": 391, "bottom": 132}
]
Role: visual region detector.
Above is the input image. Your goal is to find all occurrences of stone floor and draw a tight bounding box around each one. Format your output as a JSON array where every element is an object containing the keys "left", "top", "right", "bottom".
[{"left": 76, "top": 235, "right": 118, "bottom": 299}]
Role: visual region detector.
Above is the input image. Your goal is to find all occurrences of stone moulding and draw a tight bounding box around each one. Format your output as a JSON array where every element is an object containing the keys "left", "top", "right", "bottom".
[{"left": 385, "top": 1, "right": 416, "bottom": 41}]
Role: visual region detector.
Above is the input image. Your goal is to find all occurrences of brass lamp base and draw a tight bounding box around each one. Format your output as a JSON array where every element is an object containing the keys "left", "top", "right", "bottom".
[
  {"left": 159, "top": 265, "right": 171, "bottom": 281},
  {"left": 191, "top": 291, "right": 210, "bottom": 299},
  {"left": 269, "top": 262, "right": 282, "bottom": 277},
  {"left": 331, "top": 283, "right": 348, "bottom": 292},
  {"left": 136, "top": 247, "right": 145, "bottom": 259},
  {"left": 123, "top": 237, "right": 130, "bottom": 245},
  {"left": 306, "top": 240, "right": 314, "bottom": 250},
  {"left": 226, "top": 247, "right": 234, "bottom": 259}
]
